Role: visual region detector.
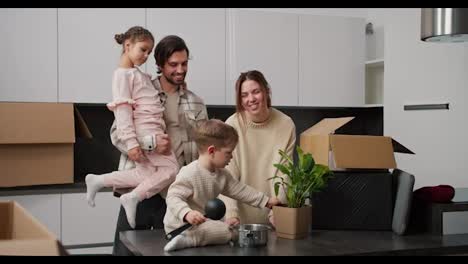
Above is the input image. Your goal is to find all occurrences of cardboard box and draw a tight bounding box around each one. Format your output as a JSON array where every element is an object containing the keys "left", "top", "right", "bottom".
[
  {"left": 300, "top": 117, "right": 414, "bottom": 170},
  {"left": 0, "top": 201, "right": 67, "bottom": 255},
  {"left": 0, "top": 102, "right": 92, "bottom": 187}
]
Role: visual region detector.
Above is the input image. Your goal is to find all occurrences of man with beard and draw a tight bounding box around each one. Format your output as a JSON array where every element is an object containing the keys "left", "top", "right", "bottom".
[{"left": 109, "top": 35, "right": 208, "bottom": 255}]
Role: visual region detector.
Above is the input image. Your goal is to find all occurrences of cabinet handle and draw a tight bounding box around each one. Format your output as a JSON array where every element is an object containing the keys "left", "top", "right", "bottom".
[{"left": 404, "top": 103, "right": 449, "bottom": 111}]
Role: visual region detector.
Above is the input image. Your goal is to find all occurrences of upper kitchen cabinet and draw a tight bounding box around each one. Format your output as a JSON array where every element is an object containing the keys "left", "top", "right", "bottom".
[
  {"left": 146, "top": 9, "right": 226, "bottom": 105},
  {"left": 226, "top": 10, "right": 299, "bottom": 106},
  {"left": 58, "top": 8, "right": 145, "bottom": 103},
  {"left": 0, "top": 9, "right": 57, "bottom": 102},
  {"left": 299, "top": 15, "right": 365, "bottom": 107}
]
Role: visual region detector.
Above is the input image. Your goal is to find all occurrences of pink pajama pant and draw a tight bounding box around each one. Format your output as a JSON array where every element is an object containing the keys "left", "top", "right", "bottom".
[{"left": 103, "top": 151, "right": 179, "bottom": 201}]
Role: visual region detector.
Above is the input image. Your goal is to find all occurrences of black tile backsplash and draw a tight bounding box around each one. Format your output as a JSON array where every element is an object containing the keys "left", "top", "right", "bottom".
[
  {"left": 74, "top": 104, "right": 121, "bottom": 183},
  {"left": 74, "top": 104, "right": 383, "bottom": 183}
]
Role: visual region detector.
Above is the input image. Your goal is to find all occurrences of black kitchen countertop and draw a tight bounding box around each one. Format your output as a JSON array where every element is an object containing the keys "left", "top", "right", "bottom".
[
  {"left": 120, "top": 228, "right": 468, "bottom": 256},
  {"left": 0, "top": 182, "right": 113, "bottom": 196}
]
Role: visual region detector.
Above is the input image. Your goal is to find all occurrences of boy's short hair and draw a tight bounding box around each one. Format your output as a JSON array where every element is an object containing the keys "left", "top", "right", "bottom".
[{"left": 193, "top": 119, "right": 239, "bottom": 153}]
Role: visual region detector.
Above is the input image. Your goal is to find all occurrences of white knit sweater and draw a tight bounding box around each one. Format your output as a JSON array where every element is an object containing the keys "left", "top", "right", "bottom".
[{"left": 163, "top": 160, "right": 270, "bottom": 233}]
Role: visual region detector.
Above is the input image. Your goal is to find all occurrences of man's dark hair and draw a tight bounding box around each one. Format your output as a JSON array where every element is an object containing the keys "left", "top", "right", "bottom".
[{"left": 154, "top": 35, "right": 190, "bottom": 74}]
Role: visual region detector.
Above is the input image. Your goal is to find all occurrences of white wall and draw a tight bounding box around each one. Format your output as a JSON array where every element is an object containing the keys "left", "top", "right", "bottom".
[
  {"left": 241, "top": 8, "right": 368, "bottom": 18},
  {"left": 366, "top": 8, "right": 391, "bottom": 60},
  {"left": 382, "top": 8, "right": 468, "bottom": 188}
]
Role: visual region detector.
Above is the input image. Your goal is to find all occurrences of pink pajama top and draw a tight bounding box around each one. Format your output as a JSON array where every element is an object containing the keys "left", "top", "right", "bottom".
[{"left": 107, "top": 67, "right": 166, "bottom": 152}]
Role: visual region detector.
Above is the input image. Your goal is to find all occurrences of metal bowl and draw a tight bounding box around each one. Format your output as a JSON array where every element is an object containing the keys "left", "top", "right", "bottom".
[{"left": 231, "top": 224, "right": 271, "bottom": 248}]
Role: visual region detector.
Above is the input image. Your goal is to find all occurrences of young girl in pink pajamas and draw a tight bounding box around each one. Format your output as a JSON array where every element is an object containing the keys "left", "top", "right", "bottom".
[{"left": 85, "top": 26, "right": 179, "bottom": 229}]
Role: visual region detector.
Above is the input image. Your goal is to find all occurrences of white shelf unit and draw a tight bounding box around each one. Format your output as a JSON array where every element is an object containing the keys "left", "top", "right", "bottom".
[
  {"left": 365, "top": 58, "right": 384, "bottom": 104},
  {"left": 365, "top": 58, "right": 384, "bottom": 69}
]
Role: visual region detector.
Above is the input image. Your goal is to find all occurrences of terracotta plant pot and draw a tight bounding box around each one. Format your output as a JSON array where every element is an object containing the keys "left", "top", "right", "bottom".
[{"left": 272, "top": 205, "right": 311, "bottom": 239}]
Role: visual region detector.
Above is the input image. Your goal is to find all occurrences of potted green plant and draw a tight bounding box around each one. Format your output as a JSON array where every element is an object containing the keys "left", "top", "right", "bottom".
[{"left": 269, "top": 145, "right": 333, "bottom": 239}]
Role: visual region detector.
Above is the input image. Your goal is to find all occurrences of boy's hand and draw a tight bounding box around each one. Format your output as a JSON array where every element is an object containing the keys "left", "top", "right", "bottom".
[
  {"left": 225, "top": 217, "right": 240, "bottom": 227},
  {"left": 128, "top": 147, "right": 143, "bottom": 162},
  {"left": 184, "top": 210, "right": 206, "bottom": 225},
  {"left": 266, "top": 197, "right": 282, "bottom": 209}
]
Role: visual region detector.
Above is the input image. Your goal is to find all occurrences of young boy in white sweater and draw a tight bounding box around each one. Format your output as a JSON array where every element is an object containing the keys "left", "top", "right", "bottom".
[{"left": 163, "top": 119, "right": 280, "bottom": 252}]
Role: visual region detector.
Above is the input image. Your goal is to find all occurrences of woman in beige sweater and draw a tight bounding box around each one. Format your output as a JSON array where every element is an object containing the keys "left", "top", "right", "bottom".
[{"left": 219, "top": 70, "right": 296, "bottom": 226}]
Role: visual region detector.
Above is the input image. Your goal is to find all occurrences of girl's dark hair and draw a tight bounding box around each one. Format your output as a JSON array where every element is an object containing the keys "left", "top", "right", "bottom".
[
  {"left": 153, "top": 35, "right": 190, "bottom": 74},
  {"left": 114, "top": 26, "right": 154, "bottom": 51}
]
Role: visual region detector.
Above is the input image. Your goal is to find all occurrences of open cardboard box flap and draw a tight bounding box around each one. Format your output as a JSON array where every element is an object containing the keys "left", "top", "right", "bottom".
[
  {"left": 0, "top": 201, "right": 67, "bottom": 256},
  {"left": 300, "top": 116, "right": 415, "bottom": 169},
  {"left": 302, "top": 116, "right": 355, "bottom": 135},
  {"left": 392, "top": 138, "right": 415, "bottom": 154}
]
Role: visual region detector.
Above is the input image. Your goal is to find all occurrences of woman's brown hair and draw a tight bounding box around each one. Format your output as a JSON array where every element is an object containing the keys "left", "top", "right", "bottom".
[{"left": 234, "top": 70, "right": 272, "bottom": 128}]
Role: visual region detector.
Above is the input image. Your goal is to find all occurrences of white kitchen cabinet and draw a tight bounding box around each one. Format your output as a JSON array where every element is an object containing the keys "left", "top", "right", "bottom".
[
  {"left": 61, "top": 192, "right": 120, "bottom": 246},
  {"left": 66, "top": 246, "right": 113, "bottom": 255},
  {"left": 299, "top": 15, "right": 365, "bottom": 107},
  {"left": 146, "top": 9, "right": 226, "bottom": 105},
  {"left": 0, "top": 8, "right": 57, "bottom": 102},
  {"left": 0, "top": 194, "right": 61, "bottom": 239},
  {"left": 226, "top": 9, "right": 299, "bottom": 106},
  {"left": 58, "top": 8, "right": 145, "bottom": 103}
]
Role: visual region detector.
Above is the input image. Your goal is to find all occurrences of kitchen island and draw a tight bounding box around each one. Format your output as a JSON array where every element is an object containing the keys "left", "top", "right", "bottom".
[{"left": 120, "top": 229, "right": 468, "bottom": 256}]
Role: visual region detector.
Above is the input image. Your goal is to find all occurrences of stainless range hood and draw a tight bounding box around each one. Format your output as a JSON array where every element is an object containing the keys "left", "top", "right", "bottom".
[{"left": 421, "top": 8, "right": 468, "bottom": 42}]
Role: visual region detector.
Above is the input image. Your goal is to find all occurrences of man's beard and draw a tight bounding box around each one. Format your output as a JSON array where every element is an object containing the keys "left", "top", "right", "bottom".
[{"left": 164, "top": 73, "right": 186, "bottom": 86}]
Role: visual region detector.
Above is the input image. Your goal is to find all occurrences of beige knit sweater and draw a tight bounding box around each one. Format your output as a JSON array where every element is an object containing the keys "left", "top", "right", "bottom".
[
  {"left": 163, "top": 160, "right": 270, "bottom": 233},
  {"left": 219, "top": 108, "right": 296, "bottom": 224}
]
